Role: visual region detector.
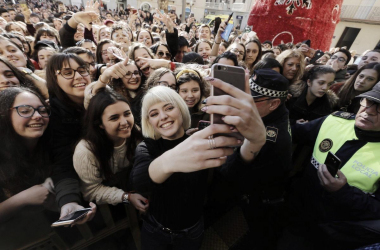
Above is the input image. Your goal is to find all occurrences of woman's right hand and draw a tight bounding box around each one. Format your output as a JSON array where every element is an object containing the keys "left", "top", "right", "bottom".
[{"left": 21, "top": 185, "right": 50, "bottom": 206}]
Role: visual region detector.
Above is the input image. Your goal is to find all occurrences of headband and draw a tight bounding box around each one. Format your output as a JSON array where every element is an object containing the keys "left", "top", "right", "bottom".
[
  {"left": 249, "top": 78, "right": 288, "bottom": 98},
  {"left": 176, "top": 69, "right": 201, "bottom": 80}
]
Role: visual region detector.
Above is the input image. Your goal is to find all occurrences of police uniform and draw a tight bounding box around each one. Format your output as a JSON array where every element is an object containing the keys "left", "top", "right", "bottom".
[
  {"left": 222, "top": 69, "right": 292, "bottom": 249},
  {"left": 286, "top": 109, "right": 380, "bottom": 249}
]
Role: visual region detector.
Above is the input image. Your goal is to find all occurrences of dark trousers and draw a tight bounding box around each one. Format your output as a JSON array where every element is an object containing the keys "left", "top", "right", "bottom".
[
  {"left": 141, "top": 213, "right": 204, "bottom": 250},
  {"left": 241, "top": 194, "right": 286, "bottom": 250}
]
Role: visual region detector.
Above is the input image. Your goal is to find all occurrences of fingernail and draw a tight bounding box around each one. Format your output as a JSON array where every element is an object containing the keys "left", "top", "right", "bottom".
[
  {"left": 201, "top": 106, "right": 208, "bottom": 112},
  {"left": 201, "top": 98, "right": 207, "bottom": 104},
  {"left": 237, "top": 140, "right": 242, "bottom": 144},
  {"left": 230, "top": 126, "right": 235, "bottom": 130},
  {"left": 221, "top": 116, "right": 225, "bottom": 120}
]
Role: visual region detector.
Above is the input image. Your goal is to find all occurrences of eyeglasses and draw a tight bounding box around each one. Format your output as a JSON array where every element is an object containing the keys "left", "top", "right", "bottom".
[
  {"left": 56, "top": 67, "right": 89, "bottom": 79},
  {"left": 157, "top": 51, "right": 172, "bottom": 58},
  {"left": 158, "top": 81, "right": 176, "bottom": 90},
  {"left": 330, "top": 55, "right": 346, "bottom": 63},
  {"left": 76, "top": 39, "right": 93, "bottom": 46},
  {"left": 11, "top": 105, "right": 50, "bottom": 118},
  {"left": 359, "top": 98, "right": 380, "bottom": 113},
  {"left": 230, "top": 48, "right": 244, "bottom": 56},
  {"left": 124, "top": 70, "right": 141, "bottom": 79}
]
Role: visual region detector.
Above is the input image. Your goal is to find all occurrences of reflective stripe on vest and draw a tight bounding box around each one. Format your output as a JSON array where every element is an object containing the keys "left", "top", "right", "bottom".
[{"left": 312, "top": 115, "right": 380, "bottom": 194}]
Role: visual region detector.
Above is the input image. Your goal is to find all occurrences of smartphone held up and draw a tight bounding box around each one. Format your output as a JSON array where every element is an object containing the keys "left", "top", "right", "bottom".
[{"left": 211, "top": 64, "right": 245, "bottom": 140}]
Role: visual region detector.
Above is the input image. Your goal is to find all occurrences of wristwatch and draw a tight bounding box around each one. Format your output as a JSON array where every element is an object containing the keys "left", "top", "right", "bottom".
[
  {"left": 22, "top": 68, "right": 39, "bottom": 81},
  {"left": 22, "top": 68, "right": 33, "bottom": 75},
  {"left": 122, "top": 193, "right": 130, "bottom": 204}
]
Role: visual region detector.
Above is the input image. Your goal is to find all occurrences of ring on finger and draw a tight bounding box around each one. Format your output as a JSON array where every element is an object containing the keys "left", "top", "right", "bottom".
[{"left": 208, "top": 137, "right": 216, "bottom": 150}]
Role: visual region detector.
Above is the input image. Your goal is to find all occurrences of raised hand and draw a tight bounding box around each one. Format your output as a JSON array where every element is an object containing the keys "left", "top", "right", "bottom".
[
  {"left": 154, "top": 9, "right": 175, "bottom": 33},
  {"left": 72, "top": 1, "right": 100, "bottom": 30}
]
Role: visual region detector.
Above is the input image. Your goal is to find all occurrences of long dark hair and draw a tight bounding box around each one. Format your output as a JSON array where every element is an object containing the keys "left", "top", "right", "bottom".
[
  {"left": 0, "top": 57, "right": 39, "bottom": 92},
  {"left": 0, "top": 87, "right": 50, "bottom": 195},
  {"left": 338, "top": 62, "right": 380, "bottom": 108},
  {"left": 81, "top": 89, "right": 142, "bottom": 181},
  {"left": 245, "top": 38, "right": 263, "bottom": 69},
  {"left": 46, "top": 53, "right": 88, "bottom": 111}
]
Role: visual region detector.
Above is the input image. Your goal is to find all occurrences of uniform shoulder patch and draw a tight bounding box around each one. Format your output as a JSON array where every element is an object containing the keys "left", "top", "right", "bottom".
[
  {"left": 266, "top": 126, "right": 278, "bottom": 142},
  {"left": 331, "top": 111, "right": 355, "bottom": 120}
]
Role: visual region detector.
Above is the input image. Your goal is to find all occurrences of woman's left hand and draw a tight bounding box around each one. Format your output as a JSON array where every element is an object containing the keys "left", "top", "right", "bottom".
[{"left": 129, "top": 193, "right": 149, "bottom": 212}]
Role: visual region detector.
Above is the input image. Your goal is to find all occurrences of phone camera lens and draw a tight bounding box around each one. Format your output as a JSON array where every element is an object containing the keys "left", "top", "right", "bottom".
[{"left": 217, "top": 66, "right": 221, "bottom": 70}]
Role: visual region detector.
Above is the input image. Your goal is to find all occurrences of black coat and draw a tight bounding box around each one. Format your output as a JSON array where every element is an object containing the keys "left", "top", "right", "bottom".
[
  {"left": 220, "top": 104, "right": 292, "bottom": 194},
  {"left": 47, "top": 97, "right": 82, "bottom": 207}
]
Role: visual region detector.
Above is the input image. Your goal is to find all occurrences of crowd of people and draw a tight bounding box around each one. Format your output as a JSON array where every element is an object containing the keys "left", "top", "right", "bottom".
[{"left": 1, "top": 0, "right": 380, "bottom": 249}]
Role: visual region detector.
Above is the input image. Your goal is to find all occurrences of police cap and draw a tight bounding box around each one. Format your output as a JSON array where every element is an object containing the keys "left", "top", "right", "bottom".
[
  {"left": 249, "top": 69, "right": 289, "bottom": 98},
  {"left": 357, "top": 82, "right": 380, "bottom": 104}
]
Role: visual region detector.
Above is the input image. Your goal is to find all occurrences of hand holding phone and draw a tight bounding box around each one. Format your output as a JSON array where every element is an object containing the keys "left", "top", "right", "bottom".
[
  {"left": 211, "top": 64, "right": 245, "bottom": 140},
  {"left": 52, "top": 208, "right": 92, "bottom": 227},
  {"left": 324, "top": 151, "right": 341, "bottom": 176}
]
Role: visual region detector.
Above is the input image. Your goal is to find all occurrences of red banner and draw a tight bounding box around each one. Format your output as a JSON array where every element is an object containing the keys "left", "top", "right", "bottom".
[{"left": 248, "top": 0, "right": 343, "bottom": 51}]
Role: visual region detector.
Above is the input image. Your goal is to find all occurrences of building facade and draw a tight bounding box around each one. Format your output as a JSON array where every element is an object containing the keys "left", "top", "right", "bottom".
[
  {"left": 332, "top": 0, "right": 380, "bottom": 54},
  {"left": 204, "top": 0, "right": 256, "bottom": 30}
]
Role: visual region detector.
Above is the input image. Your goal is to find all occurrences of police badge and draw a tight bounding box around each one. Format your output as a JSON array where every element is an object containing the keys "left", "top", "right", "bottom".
[{"left": 319, "top": 138, "right": 333, "bottom": 152}]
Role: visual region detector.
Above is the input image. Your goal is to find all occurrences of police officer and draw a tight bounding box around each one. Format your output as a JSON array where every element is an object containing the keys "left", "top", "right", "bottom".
[
  {"left": 222, "top": 69, "right": 292, "bottom": 249},
  {"left": 283, "top": 83, "right": 380, "bottom": 249}
]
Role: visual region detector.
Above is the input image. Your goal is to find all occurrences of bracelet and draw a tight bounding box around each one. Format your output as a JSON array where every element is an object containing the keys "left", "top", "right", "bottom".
[
  {"left": 170, "top": 62, "right": 175, "bottom": 71},
  {"left": 72, "top": 14, "right": 80, "bottom": 24},
  {"left": 214, "top": 41, "right": 221, "bottom": 45}
]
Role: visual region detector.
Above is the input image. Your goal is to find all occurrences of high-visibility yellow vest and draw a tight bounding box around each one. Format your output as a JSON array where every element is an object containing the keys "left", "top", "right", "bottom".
[{"left": 311, "top": 115, "right": 380, "bottom": 194}]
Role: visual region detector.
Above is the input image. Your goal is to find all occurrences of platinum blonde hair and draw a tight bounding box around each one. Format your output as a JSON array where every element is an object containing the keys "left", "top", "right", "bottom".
[{"left": 141, "top": 86, "right": 191, "bottom": 139}]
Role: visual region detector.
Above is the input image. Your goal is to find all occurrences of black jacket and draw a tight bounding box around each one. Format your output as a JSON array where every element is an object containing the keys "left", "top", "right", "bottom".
[
  {"left": 48, "top": 97, "right": 82, "bottom": 208},
  {"left": 59, "top": 23, "right": 76, "bottom": 50},
  {"left": 220, "top": 104, "right": 292, "bottom": 194},
  {"left": 286, "top": 81, "right": 339, "bottom": 124}
]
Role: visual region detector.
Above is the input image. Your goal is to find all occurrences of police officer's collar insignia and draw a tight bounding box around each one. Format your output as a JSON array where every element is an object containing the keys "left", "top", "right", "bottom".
[
  {"left": 266, "top": 126, "right": 278, "bottom": 142},
  {"left": 332, "top": 111, "right": 355, "bottom": 120},
  {"left": 319, "top": 138, "right": 333, "bottom": 152}
]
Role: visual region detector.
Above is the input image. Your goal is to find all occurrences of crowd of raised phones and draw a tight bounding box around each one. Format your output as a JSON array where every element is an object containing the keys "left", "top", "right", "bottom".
[{"left": 1, "top": 0, "right": 380, "bottom": 249}]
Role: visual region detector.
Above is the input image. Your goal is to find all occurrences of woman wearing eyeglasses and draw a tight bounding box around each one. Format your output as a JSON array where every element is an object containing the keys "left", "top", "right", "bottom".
[
  {"left": 336, "top": 62, "right": 380, "bottom": 113},
  {"left": 145, "top": 67, "right": 177, "bottom": 90},
  {"left": 0, "top": 87, "right": 60, "bottom": 248},
  {"left": 226, "top": 42, "right": 246, "bottom": 62},
  {"left": 0, "top": 87, "right": 53, "bottom": 223},
  {"left": 87, "top": 58, "right": 145, "bottom": 127},
  {"left": 45, "top": 53, "right": 97, "bottom": 224}
]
